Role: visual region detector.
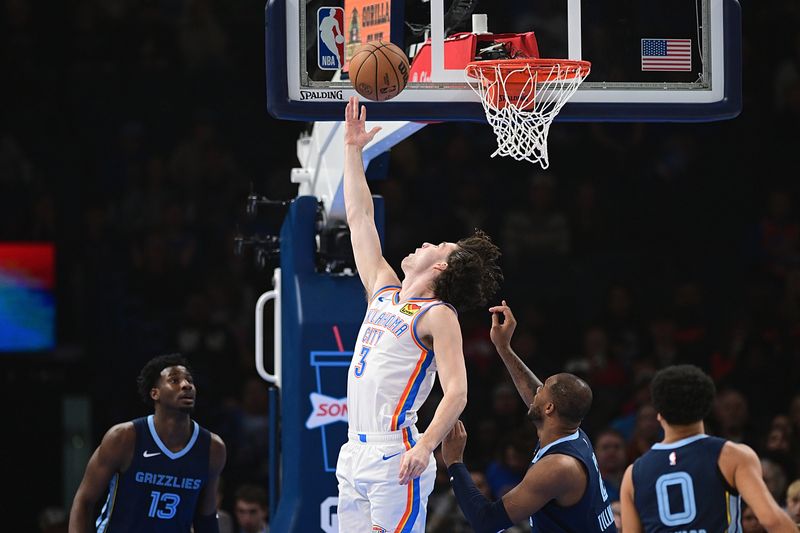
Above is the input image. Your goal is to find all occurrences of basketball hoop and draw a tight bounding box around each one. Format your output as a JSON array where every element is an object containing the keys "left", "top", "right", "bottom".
[{"left": 465, "top": 58, "right": 591, "bottom": 168}]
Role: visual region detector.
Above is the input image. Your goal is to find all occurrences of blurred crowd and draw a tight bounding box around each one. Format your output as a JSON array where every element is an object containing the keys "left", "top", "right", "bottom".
[{"left": 3, "top": 0, "right": 800, "bottom": 532}]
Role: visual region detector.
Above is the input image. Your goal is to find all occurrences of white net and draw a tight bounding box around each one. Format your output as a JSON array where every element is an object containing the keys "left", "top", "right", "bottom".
[{"left": 465, "top": 60, "right": 590, "bottom": 169}]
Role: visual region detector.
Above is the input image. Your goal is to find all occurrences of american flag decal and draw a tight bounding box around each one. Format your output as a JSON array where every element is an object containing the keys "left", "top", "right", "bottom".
[{"left": 641, "top": 38, "right": 692, "bottom": 72}]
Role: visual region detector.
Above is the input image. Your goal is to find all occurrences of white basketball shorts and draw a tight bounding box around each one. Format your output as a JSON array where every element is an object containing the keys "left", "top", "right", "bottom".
[{"left": 336, "top": 427, "right": 437, "bottom": 533}]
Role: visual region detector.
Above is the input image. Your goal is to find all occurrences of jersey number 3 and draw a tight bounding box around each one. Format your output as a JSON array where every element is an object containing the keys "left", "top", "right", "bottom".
[{"left": 353, "top": 346, "right": 370, "bottom": 378}]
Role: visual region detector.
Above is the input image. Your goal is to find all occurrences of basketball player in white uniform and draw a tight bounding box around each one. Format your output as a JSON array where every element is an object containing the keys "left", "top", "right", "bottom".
[{"left": 336, "top": 96, "right": 503, "bottom": 533}]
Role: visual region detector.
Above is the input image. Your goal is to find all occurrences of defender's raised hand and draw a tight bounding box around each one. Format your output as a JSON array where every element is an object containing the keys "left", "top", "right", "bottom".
[
  {"left": 442, "top": 420, "right": 468, "bottom": 467},
  {"left": 489, "top": 300, "right": 517, "bottom": 349},
  {"left": 344, "top": 96, "right": 381, "bottom": 148}
]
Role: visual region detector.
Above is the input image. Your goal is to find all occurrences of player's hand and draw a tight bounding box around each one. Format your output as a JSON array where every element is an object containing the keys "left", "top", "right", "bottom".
[
  {"left": 441, "top": 420, "right": 467, "bottom": 467},
  {"left": 344, "top": 96, "right": 381, "bottom": 148},
  {"left": 489, "top": 300, "right": 516, "bottom": 349},
  {"left": 398, "top": 442, "right": 432, "bottom": 485}
]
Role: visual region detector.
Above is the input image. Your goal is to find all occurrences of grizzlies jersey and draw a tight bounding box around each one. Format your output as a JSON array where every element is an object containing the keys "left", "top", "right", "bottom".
[
  {"left": 96, "top": 415, "right": 211, "bottom": 533},
  {"left": 530, "top": 429, "right": 617, "bottom": 533},
  {"left": 347, "top": 285, "right": 454, "bottom": 433},
  {"left": 632, "top": 434, "right": 740, "bottom": 533}
]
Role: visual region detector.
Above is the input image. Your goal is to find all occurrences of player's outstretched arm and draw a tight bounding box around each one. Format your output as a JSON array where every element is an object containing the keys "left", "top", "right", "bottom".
[
  {"left": 620, "top": 464, "right": 643, "bottom": 533},
  {"left": 442, "top": 421, "right": 513, "bottom": 533},
  {"left": 343, "top": 96, "right": 398, "bottom": 295},
  {"left": 398, "top": 305, "right": 467, "bottom": 485},
  {"left": 193, "top": 434, "right": 227, "bottom": 533},
  {"left": 488, "top": 301, "right": 543, "bottom": 407},
  {"left": 69, "top": 423, "right": 134, "bottom": 533},
  {"left": 501, "top": 454, "right": 585, "bottom": 523},
  {"left": 722, "top": 442, "right": 798, "bottom": 532},
  {"left": 442, "top": 421, "right": 583, "bottom": 533}
]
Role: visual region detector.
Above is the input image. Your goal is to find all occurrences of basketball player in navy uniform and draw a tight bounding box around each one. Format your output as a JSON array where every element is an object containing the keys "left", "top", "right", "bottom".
[
  {"left": 620, "top": 364, "right": 797, "bottom": 532},
  {"left": 441, "top": 301, "right": 617, "bottom": 533},
  {"left": 69, "top": 354, "right": 226, "bottom": 533}
]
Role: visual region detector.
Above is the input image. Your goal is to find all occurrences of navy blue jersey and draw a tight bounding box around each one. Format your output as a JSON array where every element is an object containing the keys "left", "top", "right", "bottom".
[
  {"left": 96, "top": 416, "right": 211, "bottom": 533},
  {"left": 632, "top": 434, "right": 741, "bottom": 533},
  {"left": 530, "top": 429, "right": 617, "bottom": 533}
]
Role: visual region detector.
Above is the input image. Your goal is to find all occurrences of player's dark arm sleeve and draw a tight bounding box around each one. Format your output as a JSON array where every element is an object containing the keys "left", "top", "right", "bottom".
[
  {"left": 193, "top": 512, "right": 220, "bottom": 533},
  {"left": 447, "top": 463, "right": 514, "bottom": 533}
]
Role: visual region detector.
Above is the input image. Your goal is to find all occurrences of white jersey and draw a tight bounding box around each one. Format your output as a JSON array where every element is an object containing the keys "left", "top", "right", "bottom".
[{"left": 347, "top": 285, "right": 453, "bottom": 434}]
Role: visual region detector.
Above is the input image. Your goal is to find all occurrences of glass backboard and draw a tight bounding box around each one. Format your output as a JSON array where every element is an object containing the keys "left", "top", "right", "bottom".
[{"left": 265, "top": 0, "right": 741, "bottom": 122}]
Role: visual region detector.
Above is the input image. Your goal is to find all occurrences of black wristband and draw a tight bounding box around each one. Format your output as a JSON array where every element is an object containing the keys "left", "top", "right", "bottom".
[{"left": 447, "top": 463, "right": 514, "bottom": 533}]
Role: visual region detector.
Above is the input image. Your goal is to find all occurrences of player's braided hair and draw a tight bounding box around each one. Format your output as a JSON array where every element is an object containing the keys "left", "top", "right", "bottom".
[
  {"left": 651, "top": 364, "right": 716, "bottom": 425},
  {"left": 137, "top": 353, "right": 192, "bottom": 406},
  {"left": 433, "top": 229, "right": 503, "bottom": 311}
]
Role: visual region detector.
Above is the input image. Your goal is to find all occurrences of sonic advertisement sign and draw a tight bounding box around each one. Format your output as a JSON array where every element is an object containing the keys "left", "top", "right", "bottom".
[
  {"left": 307, "top": 351, "right": 351, "bottom": 472},
  {"left": 306, "top": 392, "right": 348, "bottom": 430},
  {"left": 307, "top": 351, "right": 351, "bottom": 532}
]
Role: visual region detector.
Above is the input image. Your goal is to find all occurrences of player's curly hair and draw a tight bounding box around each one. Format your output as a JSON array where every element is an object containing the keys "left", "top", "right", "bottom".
[
  {"left": 137, "top": 353, "right": 192, "bottom": 406},
  {"left": 651, "top": 364, "right": 716, "bottom": 425},
  {"left": 432, "top": 229, "right": 503, "bottom": 312}
]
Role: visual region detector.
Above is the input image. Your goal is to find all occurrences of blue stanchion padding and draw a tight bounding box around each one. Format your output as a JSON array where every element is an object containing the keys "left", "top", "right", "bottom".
[{"left": 269, "top": 195, "right": 385, "bottom": 533}]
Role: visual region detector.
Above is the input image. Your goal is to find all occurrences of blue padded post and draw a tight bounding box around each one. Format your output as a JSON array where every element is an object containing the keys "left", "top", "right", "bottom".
[{"left": 269, "top": 195, "right": 385, "bottom": 533}]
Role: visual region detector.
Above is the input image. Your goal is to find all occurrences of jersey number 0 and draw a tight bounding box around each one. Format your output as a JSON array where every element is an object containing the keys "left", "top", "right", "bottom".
[{"left": 655, "top": 472, "right": 697, "bottom": 526}]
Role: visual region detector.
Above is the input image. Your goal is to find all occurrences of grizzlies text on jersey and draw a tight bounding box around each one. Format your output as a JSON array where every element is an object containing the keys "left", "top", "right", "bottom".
[{"left": 96, "top": 416, "right": 211, "bottom": 532}]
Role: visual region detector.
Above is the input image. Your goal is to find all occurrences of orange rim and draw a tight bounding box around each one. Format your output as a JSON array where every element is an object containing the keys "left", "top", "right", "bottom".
[{"left": 466, "top": 58, "right": 591, "bottom": 84}]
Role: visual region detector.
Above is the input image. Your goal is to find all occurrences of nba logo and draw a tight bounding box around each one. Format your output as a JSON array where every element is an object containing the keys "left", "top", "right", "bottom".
[{"left": 318, "top": 7, "right": 345, "bottom": 70}]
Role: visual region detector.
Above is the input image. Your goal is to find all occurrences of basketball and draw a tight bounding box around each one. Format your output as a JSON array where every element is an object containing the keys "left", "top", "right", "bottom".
[{"left": 348, "top": 41, "right": 410, "bottom": 102}]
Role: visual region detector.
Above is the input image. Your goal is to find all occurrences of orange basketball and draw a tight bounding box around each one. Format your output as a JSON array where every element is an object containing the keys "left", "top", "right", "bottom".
[{"left": 348, "top": 41, "right": 410, "bottom": 102}]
